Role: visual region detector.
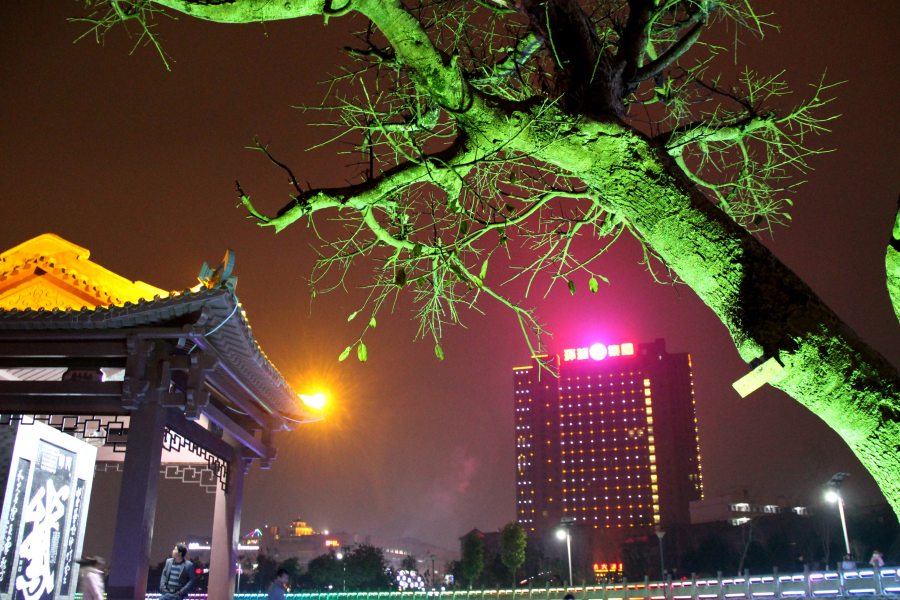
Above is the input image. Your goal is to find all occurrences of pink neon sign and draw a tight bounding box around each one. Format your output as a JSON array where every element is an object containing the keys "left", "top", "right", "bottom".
[{"left": 563, "top": 343, "right": 634, "bottom": 361}]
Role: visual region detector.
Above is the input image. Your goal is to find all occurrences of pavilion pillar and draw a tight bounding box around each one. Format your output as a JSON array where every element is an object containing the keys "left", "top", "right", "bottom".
[
  {"left": 208, "top": 448, "right": 246, "bottom": 600},
  {"left": 107, "top": 401, "right": 168, "bottom": 600}
]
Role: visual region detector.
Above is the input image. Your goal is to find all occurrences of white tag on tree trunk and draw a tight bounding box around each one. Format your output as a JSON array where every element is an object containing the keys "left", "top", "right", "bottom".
[{"left": 733, "top": 357, "right": 783, "bottom": 398}]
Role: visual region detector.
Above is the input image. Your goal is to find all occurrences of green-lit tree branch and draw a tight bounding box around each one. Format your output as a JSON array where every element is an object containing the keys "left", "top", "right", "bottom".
[{"left": 73, "top": 0, "right": 900, "bottom": 518}]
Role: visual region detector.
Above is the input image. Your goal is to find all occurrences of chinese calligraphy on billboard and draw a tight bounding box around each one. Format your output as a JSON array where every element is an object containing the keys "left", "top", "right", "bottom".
[{"left": 0, "top": 422, "right": 96, "bottom": 600}]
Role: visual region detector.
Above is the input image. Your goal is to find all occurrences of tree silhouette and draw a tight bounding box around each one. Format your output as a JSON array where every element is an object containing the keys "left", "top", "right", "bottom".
[
  {"left": 500, "top": 522, "right": 527, "bottom": 587},
  {"left": 461, "top": 532, "right": 484, "bottom": 588}
]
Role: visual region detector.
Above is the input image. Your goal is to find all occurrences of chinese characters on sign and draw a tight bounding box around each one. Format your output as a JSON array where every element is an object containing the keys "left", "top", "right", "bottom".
[
  {"left": 0, "top": 422, "right": 96, "bottom": 600},
  {"left": 0, "top": 460, "right": 30, "bottom": 591},
  {"left": 14, "top": 441, "right": 76, "bottom": 600},
  {"left": 563, "top": 343, "right": 634, "bottom": 361}
]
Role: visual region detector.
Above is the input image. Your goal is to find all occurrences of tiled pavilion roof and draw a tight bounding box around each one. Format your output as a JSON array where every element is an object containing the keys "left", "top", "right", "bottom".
[{"left": 0, "top": 234, "right": 317, "bottom": 421}]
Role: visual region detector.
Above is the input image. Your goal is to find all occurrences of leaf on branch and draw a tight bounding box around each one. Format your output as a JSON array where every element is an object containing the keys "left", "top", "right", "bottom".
[
  {"left": 412, "top": 243, "right": 423, "bottom": 258},
  {"left": 348, "top": 311, "right": 359, "bottom": 322},
  {"left": 480, "top": 258, "right": 489, "bottom": 280},
  {"left": 358, "top": 342, "right": 368, "bottom": 362},
  {"left": 459, "top": 221, "right": 469, "bottom": 236},
  {"left": 505, "top": 203, "right": 515, "bottom": 214},
  {"left": 568, "top": 280, "right": 576, "bottom": 295},
  {"left": 589, "top": 277, "right": 599, "bottom": 293},
  {"left": 435, "top": 343, "right": 444, "bottom": 361},
  {"left": 395, "top": 268, "right": 407, "bottom": 288},
  {"left": 449, "top": 264, "right": 469, "bottom": 284},
  {"left": 339, "top": 346, "right": 352, "bottom": 361},
  {"left": 370, "top": 316, "right": 377, "bottom": 328}
]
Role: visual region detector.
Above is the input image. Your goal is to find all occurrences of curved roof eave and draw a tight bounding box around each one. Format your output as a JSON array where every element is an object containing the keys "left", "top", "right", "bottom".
[{"left": 0, "top": 287, "right": 316, "bottom": 421}]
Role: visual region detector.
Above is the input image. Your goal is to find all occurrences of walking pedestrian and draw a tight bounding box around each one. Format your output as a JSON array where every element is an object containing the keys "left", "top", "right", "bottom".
[
  {"left": 160, "top": 544, "right": 196, "bottom": 599},
  {"left": 77, "top": 556, "right": 105, "bottom": 600},
  {"left": 870, "top": 551, "right": 885, "bottom": 569},
  {"left": 267, "top": 568, "right": 290, "bottom": 600},
  {"left": 841, "top": 555, "right": 856, "bottom": 571}
]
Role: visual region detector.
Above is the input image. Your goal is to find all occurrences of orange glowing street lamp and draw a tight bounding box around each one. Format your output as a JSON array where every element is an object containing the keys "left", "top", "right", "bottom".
[{"left": 299, "top": 392, "right": 327, "bottom": 411}]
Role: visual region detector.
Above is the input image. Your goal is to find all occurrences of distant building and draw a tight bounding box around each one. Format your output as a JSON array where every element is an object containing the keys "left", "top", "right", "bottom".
[
  {"left": 182, "top": 519, "right": 359, "bottom": 566},
  {"left": 285, "top": 519, "right": 315, "bottom": 537},
  {"left": 513, "top": 338, "right": 703, "bottom": 577},
  {"left": 225, "top": 520, "right": 455, "bottom": 572},
  {"left": 690, "top": 493, "right": 809, "bottom": 525},
  {"left": 182, "top": 529, "right": 270, "bottom": 561},
  {"left": 459, "top": 528, "right": 501, "bottom": 557},
  {"left": 514, "top": 338, "right": 703, "bottom": 535},
  {"left": 370, "top": 536, "right": 456, "bottom": 575},
  {"left": 258, "top": 521, "right": 358, "bottom": 566}
]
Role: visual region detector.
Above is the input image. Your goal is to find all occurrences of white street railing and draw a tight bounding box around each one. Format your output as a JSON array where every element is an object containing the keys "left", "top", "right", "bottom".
[{"left": 144, "top": 567, "right": 900, "bottom": 600}]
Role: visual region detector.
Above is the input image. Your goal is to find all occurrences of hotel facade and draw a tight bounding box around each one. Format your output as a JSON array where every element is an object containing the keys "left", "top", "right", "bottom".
[{"left": 514, "top": 338, "right": 702, "bottom": 540}]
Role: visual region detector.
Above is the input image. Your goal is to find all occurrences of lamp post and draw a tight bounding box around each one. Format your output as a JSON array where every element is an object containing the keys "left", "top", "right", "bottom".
[
  {"left": 655, "top": 530, "right": 666, "bottom": 581},
  {"left": 825, "top": 473, "right": 851, "bottom": 557},
  {"left": 558, "top": 517, "right": 575, "bottom": 589},
  {"left": 339, "top": 546, "right": 350, "bottom": 592},
  {"left": 431, "top": 554, "right": 437, "bottom": 588}
]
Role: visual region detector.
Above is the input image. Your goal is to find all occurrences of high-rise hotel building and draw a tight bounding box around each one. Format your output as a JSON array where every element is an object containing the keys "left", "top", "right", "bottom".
[{"left": 514, "top": 338, "right": 702, "bottom": 535}]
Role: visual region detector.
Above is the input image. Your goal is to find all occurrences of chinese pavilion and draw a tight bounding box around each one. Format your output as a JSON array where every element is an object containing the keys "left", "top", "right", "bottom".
[{"left": 0, "top": 234, "right": 321, "bottom": 600}]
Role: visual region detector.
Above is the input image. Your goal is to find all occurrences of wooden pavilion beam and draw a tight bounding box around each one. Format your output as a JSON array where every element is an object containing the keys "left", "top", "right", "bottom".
[
  {"left": 0, "top": 357, "right": 127, "bottom": 369},
  {"left": 0, "top": 396, "right": 128, "bottom": 415},
  {"left": 0, "top": 341, "right": 127, "bottom": 357},
  {"left": 0, "top": 327, "right": 189, "bottom": 342},
  {"left": 0, "top": 380, "right": 123, "bottom": 395},
  {"left": 165, "top": 408, "right": 234, "bottom": 461},
  {"left": 201, "top": 402, "right": 269, "bottom": 459}
]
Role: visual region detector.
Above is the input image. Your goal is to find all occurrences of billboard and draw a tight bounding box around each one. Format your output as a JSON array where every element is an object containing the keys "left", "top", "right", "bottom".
[{"left": 0, "top": 422, "right": 97, "bottom": 600}]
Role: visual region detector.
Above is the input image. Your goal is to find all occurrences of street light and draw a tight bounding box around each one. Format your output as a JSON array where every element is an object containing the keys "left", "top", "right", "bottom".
[
  {"left": 655, "top": 530, "right": 666, "bottom": 580},
  {"left": 825, "top": 472, "right": 851, "bottom": 556},
  {"left": 337, "top": 547, "right": 350, "bottom": 592},
  {"left": 299, "top": 392, "right": 327, "bottom": 410},
  {"left": 558, "top": 517, "right": 575, "bottom": 589}
]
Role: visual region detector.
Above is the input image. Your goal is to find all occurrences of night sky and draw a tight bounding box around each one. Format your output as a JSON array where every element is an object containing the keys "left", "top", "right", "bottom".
[{"left": 1, "top": 0, "right": 899, "bottom": 562}]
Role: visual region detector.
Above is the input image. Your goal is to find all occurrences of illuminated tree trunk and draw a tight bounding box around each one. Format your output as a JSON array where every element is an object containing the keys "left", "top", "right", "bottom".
[
  {"left": 523, "top": 125, "right": 900, "bottom": 509},
  {"left": 887, "top": 203, "right": 900, "bottom": 325}
]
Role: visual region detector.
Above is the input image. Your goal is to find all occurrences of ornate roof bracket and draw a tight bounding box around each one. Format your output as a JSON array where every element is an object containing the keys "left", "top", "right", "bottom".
[
  {"left": 185, "top": 352, "right": 217, "bottom": 420},
  {"left": 122, "top": 335, "right": 218, "bottom": 420},
  {"left": 122, "top": 335, "right": 153, "bottom": 409},
  {"left": 259, "top": 428, "right": 277, "bottom": 469}
]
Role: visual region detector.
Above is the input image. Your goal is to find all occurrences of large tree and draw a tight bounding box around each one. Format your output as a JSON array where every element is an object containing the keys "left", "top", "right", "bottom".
[{"left": 76, "top": 0, "right": 900, "bottom": 513}]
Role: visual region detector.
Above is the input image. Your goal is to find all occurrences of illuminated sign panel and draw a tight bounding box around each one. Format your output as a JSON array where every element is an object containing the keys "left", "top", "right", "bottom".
[
  {"left": 325, "top": 540, "right": 340, "bottom": 547},
  {"left": 563, "top": 343, "right": 634, "bottom": 361},
  {"left": 0, "top": 421, "right": 97, "bottom": 600},
  {"left": 188, "top": 543, "right": 211, "bottom": 551}
]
